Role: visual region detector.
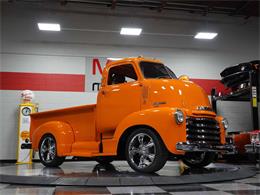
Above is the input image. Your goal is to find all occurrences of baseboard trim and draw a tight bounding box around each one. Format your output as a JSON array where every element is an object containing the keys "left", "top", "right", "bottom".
[{"left": 0, "top": 159, "right": 16, "bottom": 163}]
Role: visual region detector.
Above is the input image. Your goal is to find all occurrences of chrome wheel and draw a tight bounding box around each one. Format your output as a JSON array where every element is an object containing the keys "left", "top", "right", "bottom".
[
  {"left": 128, "top": 133, "right": 156, "bottom": 168},
  {"left": 126, "top": 128, "right": 168, "bottom": 173},
  {"left": 40, "top": 136, "right": 56, "bottom": 163}
]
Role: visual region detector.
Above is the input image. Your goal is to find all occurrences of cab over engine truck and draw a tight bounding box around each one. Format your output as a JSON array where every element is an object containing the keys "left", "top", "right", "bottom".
[{"left": 23, "top": 57, "right": 233, "bottom": 173}]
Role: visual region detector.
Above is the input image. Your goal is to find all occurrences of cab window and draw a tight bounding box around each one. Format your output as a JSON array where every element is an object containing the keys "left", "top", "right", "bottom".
[
  {"left": 107, "top": 64, "right": 138, "bottom": 85},
  {"left": 139, "top": 61, "right": 177, "bottom": 79}
]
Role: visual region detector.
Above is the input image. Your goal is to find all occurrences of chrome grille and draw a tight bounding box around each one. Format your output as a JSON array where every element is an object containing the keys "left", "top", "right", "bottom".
[{"left": 186, "top": 117, "right": 221, "bottom": 145}]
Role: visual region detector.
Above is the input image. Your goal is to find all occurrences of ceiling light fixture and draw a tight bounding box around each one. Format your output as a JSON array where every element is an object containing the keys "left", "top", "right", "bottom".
[
  {"left": 38, "top": 23, "right": 61, "bottom": 31},
  {"left": 194, "top": 32, "right": 218, "bottom": 39},
  {"left": 120, "top": 27, "right": 142, "bottom": 36},
  {"left": 107, "top": 58, "right": 122, "bottom": 61}
]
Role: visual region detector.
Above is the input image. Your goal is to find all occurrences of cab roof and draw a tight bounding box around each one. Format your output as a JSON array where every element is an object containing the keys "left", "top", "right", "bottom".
[{"left": 106, "top": 56, "right": 162, "bottom": 68}]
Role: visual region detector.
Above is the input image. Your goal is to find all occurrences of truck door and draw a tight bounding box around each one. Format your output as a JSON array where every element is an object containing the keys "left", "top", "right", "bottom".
[{"left": 96, "top": 63, "right": 142, "bottom": 132}]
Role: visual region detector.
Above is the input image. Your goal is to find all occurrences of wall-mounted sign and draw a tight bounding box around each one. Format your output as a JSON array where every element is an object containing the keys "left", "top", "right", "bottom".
[{"left": 86, "top": 57, "right": 115, "bottom": 92}]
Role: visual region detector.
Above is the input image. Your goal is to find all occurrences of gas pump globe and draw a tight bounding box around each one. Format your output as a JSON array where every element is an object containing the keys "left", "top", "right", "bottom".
[{"left": 21, "top": 90, "right": 35, "bottom": 103}]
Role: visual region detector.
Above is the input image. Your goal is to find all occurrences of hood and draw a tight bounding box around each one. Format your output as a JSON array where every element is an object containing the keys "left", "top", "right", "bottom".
[{"left": 143, "top": 79, "right": 212, "bottom": 112}]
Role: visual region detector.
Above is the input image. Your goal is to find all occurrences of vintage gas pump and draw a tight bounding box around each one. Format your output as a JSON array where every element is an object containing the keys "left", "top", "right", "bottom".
[{"left": 16, "top": 90, "right": 37, "bottom": 164}]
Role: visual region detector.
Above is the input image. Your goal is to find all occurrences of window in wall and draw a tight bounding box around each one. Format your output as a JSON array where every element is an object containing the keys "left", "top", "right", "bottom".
[{"left": 108, "top": 64, "right": 138, "bottom": 85}]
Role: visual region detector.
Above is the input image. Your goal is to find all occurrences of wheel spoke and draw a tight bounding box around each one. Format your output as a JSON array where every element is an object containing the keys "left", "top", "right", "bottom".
[
  {"left": 129, "top": 147, "right": 140, "bottom": 158},
  {"left": 49, "top": 149, "right": 55, "bottom": 155},
  {"left": 41, "top": 146, "right": 48, "bottom": 153},
  {"left": 49, "top": 152, "right": 55, "bottom": 160},
  {"left": 138, "top": 155, "right": 145, "bottom": 168},
  {"left": 46, "top": 138, "right": 51, "bottom": 147},
  {"left": 147, "top": 154, "right": 155, "bottom": 162},
  {"left": 130, "top": 147, "right": 140, "bottom": 154},
  {"left": 138, "top": 134, "right": 144, "bottom": 145},
  {"left": 49, "top": 145, "right": 55, "bottom": 152},
  {"left": 144, "top": 141, "right": 154, "bottom": 149},
  {"left": 46, "top": 152, "right": 50, "bottom": 161}
]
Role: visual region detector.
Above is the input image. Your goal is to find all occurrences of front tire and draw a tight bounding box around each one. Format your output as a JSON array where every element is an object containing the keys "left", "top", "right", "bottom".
[
  {"left": 39, "top": 134, "right": 65, "bottom": 167},
  {"left": 182, "top": 152, "right": 216, "bottom": 168},
  {"left": 125, "top": 128, "right": 168, "bottom": 173}
]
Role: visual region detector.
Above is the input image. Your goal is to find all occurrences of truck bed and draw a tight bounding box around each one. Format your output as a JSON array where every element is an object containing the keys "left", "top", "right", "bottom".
[{"left": 30, "top": 104, "right": 97, "bottom": 142}]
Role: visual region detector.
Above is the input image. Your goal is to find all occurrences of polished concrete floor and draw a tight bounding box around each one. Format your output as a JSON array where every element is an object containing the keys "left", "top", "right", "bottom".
[{"left": 0, "top": 161, "right": 259, "bottom": 195}]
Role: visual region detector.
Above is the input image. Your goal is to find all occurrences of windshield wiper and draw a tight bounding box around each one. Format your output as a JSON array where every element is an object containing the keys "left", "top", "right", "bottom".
[{"left": 156, "top": 75, "right": 171, "bottom": 79}]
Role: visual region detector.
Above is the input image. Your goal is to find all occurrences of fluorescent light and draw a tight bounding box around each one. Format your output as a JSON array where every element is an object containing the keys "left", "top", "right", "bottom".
[
  {"left": 120, "top": 27, "right": 142, "bottom": 36},
  {"left": 194, "top": 32, "right": 218, "bottom": 39},
  {"left": 107, "top": 58, "right": 122, "bottom": 61},
  {"left": 38, "top": 23, "right": 61, "bottom": 31}
]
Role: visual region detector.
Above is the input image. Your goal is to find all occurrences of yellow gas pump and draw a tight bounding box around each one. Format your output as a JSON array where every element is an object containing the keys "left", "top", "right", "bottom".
[{"left": 16, "top": 90, "right": 37, "bottom": 164}]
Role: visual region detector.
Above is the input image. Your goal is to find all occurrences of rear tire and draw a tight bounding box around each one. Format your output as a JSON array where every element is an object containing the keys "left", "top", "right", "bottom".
[
  {"left": 182, "top": 152, "right": 216, "bottom": 168},
  {"left": 125, "top": 128, "right": 168, "bottom": 173},
  {"left": 39, "top": 134, "right": 65, "bottom": 167}
]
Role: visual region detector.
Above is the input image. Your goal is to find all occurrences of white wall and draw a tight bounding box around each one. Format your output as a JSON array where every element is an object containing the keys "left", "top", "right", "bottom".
[{"left": 0, "top": 2, "right": 259, "bottom": 159}]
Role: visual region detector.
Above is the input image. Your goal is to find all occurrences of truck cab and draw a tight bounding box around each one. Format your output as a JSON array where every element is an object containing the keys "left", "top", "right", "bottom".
[{"left": 26, "top": 57, "right": 233, "bottom": 173}]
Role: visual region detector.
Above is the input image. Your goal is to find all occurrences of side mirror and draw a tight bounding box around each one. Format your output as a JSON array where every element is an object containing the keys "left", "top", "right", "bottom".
[{"left": 178, "top": 75, "right": 190, "bottom": 81}]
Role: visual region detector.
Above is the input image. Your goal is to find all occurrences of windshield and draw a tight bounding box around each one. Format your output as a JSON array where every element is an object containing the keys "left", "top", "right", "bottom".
[{"left": 139, "top": 61, "right": 177, "bottom": 79}]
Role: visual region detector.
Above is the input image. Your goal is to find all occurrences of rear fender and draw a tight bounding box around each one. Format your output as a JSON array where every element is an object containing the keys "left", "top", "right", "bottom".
[
  {"left": 31, "top": 121, "right": 74, "bottom": 156},
  {"left": 114, "top": 107, "right": 186, "bottom": 155}
]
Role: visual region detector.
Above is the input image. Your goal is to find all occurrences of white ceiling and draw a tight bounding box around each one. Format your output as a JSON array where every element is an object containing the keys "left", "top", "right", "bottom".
[{"left": 1, "top": 2, "right": 259, "bottom": 52}]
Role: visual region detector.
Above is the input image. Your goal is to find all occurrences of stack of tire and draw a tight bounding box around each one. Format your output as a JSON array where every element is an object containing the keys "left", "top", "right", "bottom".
[{"left": 220, "top": 60, "right": 259, "bottom": 97}]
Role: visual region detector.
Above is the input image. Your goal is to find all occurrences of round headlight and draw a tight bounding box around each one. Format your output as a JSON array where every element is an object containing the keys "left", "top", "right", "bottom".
[
  {"left": 174, "top": 110, "right": 184, "bottom": 124},
  {"left": 222, "top": 118, "right": 229, "bottom": 130}
]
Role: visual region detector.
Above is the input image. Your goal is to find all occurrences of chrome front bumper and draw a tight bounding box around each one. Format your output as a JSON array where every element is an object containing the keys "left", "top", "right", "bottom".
[
  {"left": 245, "top": 143, "right": 260, "bottom": 154},
  {"left": 176, "top": 142, "right": 235, "bottom": 153}
]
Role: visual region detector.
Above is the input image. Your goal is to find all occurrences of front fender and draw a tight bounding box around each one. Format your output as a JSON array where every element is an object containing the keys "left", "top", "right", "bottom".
[
  {"left": 31, "top": 121, "right": 74, "bottom": 156},
  {"left": 114, "top": 107, "right": 186, "bottom": 155}
]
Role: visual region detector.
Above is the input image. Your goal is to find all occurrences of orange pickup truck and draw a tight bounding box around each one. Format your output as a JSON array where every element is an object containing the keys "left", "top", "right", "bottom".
[{"left": 23, "top": 57, "right": 233, "bottom": 173}]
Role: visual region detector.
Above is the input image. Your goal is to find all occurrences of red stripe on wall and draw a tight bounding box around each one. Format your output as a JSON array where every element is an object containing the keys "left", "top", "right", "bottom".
[
  {"left": 191, "top": 78, "right": 229, "bottom": 95},
  {"left": 0, "top": 72, "right": 85, "bottom": 92},
  {"left": 0, "top": 72, "right": 228, "bottom": 94}
]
